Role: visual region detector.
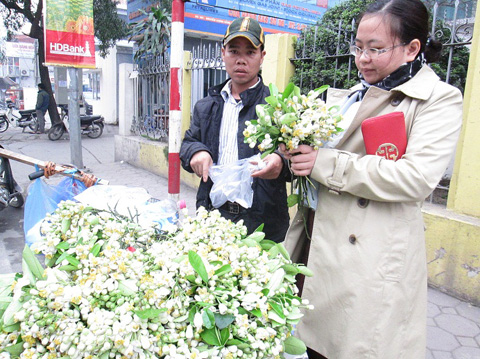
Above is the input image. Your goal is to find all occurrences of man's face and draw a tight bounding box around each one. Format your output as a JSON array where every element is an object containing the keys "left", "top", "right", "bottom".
[{"left": 222, "top": 37, "right": 265, "bottom": 91}]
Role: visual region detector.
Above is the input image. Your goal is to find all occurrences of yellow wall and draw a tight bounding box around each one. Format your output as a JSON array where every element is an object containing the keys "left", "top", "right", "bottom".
[{"left": 423, "top": 4, "right": 480, "bottom": 304}]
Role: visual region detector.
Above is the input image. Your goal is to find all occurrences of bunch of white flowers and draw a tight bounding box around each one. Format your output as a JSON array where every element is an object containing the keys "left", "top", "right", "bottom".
[
  {"left": 0, "top": 202, "right": 312, "bottom": 359},
  {"left": 244, "top": 83, "right": 342, "bottom": 155}
]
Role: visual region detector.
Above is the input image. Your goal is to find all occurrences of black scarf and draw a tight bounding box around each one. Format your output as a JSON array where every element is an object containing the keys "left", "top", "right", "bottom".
[{"left": 356, "top": 55, "right": 424, "bottom": 100}]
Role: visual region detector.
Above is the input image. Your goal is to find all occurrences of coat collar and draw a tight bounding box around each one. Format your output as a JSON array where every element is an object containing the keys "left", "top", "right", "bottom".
[{"left": 333, "top": 66, "right": 439, "bottom": 148}]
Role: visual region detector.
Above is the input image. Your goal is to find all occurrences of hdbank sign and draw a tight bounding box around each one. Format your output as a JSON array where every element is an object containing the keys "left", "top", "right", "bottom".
[{"left": 128, "top": 0, "right": 327, "bottom": 37}]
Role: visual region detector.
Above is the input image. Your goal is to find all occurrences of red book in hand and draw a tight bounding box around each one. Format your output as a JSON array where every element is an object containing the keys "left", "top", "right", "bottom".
[{"left": 361, "top": 111, "right": 407, "bottom": 161}]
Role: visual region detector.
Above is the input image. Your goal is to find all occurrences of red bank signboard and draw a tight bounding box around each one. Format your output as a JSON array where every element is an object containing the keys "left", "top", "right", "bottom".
[{"left": 44, "top": 0, "right": 96, "bottom": 68}]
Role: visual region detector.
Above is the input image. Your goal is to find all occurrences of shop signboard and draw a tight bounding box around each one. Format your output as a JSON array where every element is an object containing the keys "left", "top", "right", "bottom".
[
  {"left": 43, "top": 0, "right": 96, "bottom": 68},
  {"left": 128, "top": 0, "right": 327, "bottom": 36}
]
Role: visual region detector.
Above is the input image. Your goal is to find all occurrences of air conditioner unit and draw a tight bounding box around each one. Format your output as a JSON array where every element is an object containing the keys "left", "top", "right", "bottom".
[{"left": 21, "top": 69, "right": 28, "bottom": 76}]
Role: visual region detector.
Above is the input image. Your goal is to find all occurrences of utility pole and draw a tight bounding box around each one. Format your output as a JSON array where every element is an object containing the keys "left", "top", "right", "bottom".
[
  {"left": 68, "top": 68, "right": 83, "bottom": 169},
  {"left": 168, "top": 0, "right": 186, "bottom": 201}
]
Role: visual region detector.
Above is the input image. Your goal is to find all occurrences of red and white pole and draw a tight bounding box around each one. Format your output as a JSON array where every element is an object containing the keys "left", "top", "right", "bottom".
[{"left": 168, "top": 0, "right": 185, "bottom": 201}]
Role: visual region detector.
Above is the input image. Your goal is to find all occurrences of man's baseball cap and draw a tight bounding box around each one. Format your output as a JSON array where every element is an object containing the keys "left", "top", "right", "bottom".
[{"left": 223, "top": 17, "right": 265, "bottom": 49}]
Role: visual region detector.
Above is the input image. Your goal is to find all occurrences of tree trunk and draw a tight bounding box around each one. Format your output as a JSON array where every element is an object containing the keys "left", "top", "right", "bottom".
[{"left": 29, "top": 1, "right": 61, "bottom": 126}]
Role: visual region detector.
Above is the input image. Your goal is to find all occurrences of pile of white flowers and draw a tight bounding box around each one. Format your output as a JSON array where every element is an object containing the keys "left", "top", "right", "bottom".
[{"left": 0, "top": 201, "right": 312, "bottom": 359}]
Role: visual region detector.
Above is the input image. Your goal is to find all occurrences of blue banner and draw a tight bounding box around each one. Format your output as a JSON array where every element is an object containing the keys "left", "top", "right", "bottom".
[{"left": 128, "top": 0, "right": 327, "bottom": 36}]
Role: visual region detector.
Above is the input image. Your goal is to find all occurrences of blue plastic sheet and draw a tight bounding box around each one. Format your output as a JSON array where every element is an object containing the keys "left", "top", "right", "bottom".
[{"left": 24, "top": 175, "right": 87, "bottom": 246}]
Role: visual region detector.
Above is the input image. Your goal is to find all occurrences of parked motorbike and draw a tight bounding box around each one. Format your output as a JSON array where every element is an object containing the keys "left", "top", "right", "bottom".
[
  {"left": 48, "top": 104, "right": 104, "bottom": 141},
  {"left": 0, "top": 100, "right": 38, "bottom": 133},
  {"left": 0, "top": 145, "right": 24, "bottom": 210}
]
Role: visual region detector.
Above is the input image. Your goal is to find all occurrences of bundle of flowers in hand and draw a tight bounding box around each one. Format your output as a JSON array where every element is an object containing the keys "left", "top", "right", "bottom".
[
  {"left": 0, "top": 200, "right": 313, "bottom": 359},
  {"left": 244, "top": 82, "right": 343, "bottom": 207}
]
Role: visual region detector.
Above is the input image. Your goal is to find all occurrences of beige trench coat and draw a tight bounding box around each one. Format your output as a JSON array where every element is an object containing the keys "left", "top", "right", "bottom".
[{"left": 285, "top": 66, "right": 463, "bottom": 359}]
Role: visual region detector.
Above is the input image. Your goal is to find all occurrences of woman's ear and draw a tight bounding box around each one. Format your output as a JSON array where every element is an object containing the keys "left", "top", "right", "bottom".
[{"left": 406, "top": 39, "right": 421, "bottom": 61}]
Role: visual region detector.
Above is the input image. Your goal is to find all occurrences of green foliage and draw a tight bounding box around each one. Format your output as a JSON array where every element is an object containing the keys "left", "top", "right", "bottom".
[
  {"left": 128, "top": 6, "right": 171, "bottom": 61},
  {"left": 292, "top": 0, "right": 470, "bottom": 94},
  {"left": 292, "top": 0, "right": 374, "bottom": 93},
  {"left": 94, "top": 0, "right": 128, "bottom": 58}
]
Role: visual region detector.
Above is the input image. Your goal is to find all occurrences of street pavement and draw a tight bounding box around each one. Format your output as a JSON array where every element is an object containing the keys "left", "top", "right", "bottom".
[{"left": 0, "top": 124, "right": 479, "bottom": 359}]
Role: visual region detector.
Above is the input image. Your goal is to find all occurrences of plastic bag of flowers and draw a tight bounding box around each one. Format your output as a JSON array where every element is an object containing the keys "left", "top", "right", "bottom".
[{"left": 0, "top": 200, "right": 313, "bottom": 359}]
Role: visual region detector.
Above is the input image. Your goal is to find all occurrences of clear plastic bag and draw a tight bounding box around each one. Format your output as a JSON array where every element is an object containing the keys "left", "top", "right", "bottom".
[{"left": 209, "top": 154, "right": 262, "bottom": 209}]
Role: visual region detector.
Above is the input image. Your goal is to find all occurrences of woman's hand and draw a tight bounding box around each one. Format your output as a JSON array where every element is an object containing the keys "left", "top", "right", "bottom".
[{"left": 279, "top": 144, "right": 318, "bottom": 176}]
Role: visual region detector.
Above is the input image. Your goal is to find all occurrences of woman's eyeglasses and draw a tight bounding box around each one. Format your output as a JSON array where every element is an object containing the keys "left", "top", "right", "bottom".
[{"left": 349, "top": 44, "right": 406, "bottom": 59}]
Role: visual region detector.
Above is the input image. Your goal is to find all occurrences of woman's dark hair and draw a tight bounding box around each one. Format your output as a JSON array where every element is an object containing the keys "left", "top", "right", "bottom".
[{"left": 357, "top": 0, "right": 442, "bottom": 63}]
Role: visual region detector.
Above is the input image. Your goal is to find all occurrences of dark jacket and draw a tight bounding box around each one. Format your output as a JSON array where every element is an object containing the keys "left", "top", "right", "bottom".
[
  {"left": 180, "top": 78, "right": 290, "bottom": 243},
  {"left": 36, "top": 89, "right": 50, "bottom": 112}
]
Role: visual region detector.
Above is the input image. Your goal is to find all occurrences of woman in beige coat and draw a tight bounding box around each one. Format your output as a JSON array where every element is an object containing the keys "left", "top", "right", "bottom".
[{"left": 281, "top": 0, "right": 463, "bottom": 358}]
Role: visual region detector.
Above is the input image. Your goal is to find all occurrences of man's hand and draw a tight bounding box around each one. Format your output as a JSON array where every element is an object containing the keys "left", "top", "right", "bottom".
[
  {"left": 279, "top": 144, "right": 317, "bottom": 177},
  {"left": 251, "top": 153, "right": 283, "bottom": 179},
  {"left": 190, "top": 151, "right": 213, "bottom": 182}
]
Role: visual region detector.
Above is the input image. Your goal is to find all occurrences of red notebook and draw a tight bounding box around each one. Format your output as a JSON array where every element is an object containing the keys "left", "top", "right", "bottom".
[{"left": 361, "top": 112, "right": 407, "bottom": 161}]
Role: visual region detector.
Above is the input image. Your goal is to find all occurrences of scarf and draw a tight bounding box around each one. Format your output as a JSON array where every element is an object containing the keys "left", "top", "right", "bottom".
[{"left": 344, "top": 55, "right": 425, "bottom": 108}]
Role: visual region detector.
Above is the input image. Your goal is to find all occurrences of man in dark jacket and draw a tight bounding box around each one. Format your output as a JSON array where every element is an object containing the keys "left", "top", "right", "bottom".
[
  {"left": 35, "top": 83, "right": 50, "bottom": 134},
  {"left": 180, "top": 17, "right": 290, "bottom": 243}
]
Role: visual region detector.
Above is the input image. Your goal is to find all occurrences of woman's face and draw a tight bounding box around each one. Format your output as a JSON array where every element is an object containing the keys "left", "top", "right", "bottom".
[{"left": 355, "top": 14, "right": 418, "bottom": 84}]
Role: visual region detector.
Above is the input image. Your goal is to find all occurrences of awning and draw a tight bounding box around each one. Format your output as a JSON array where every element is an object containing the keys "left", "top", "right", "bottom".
[{"left": 0, "top": 77, "right": 17, "bottom": 90}]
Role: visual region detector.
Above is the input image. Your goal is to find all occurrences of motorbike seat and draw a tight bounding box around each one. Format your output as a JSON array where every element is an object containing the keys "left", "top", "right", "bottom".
[
  {"left": 80, "top": 115, "right": 103, "bottom": 122},
  {"left": 19, "top": 109, "right": 36, "bottom": 116}
]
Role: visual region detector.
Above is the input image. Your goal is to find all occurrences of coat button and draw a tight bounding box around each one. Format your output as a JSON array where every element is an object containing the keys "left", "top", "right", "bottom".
[
  {"left": 349, "top": 234, "right": 357, "bottom": 244},
  {"left": 357, "top": 198, "right": 369, "bottom": 208},
  {"left": 391, "top": 97, "right": 402, "bottom": 106}
]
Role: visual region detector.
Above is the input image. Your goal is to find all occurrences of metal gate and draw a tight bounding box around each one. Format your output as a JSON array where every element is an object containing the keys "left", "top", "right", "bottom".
[
  {"left": 131, "top": 54, "right": 170, "bottom": 141},
  {"left": 188, "top": 42, "right": 227, "bottom": 115}
]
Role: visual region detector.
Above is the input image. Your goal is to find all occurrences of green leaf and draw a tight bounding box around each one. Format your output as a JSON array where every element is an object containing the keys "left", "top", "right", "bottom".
[
  {"left": 287, "top": 194, "right": 300, "bottom": 207},
  {"left": 297, "top": 266, "right": 314, "bottom": 277},
  {"left": 268, "top": 83, "right": 279, "bottom": 97},
  {"left": 185, "top": 274, "right": 196, "bottom": 283},
  {"left": 250, "top": 308, "right": 262, "bottom": 318},
  {"left": 281, "top": 264, "right": 300, "bottom": 275},
  {"left": 188, "top": 251, "right": 209, "bottom": 284},
  {"left": 268, "top": 310, "right": 286, "bottom": 324},
  {"left": 2, "top": 322, "right": 20, "bottom": 333},
  {"left": 90, "top": 243, "right": 102, "bottom": 257},
  {"left": 202, "top": 308, "right": 215, "bottom": 329},
  {"left": 22, "top": 244, "right": 45, "bottom": 280},
  {"left": 220, "top": 327, "right": 230, "bottom": 345},
  {"left": 282, "top": 82, "right": 295, "bottom": 99},
  {"left": 214, "top": 264, "right": 232, "bottom": 277},
  {"left": 61, "top": 218, "right": 71, "bottom": 234},
  {"left": 244, "top": 232, "right": 265, "bottom": 243},
  {"left": 55, "top": 242, "right": 70, "bottom": 250},
  {"left": 226, "top": 338, "right": 246, "bottom": 346},
  {"left": 65, "top": 255, "right": 80, "bottom": 268},
  {"left": 3, "top": 342, "right": 24, "bottom": 356},
  {"left": 2, "top": 299, "right": 22, "bottom": 326},
  {"left": 268, "top": 301, "right": 285, "bottom": 318},
  {"left": 134, "top": 308, "right": 167, "bottom": 319},
  {"left": 279, "top": 113, "right": 298, "bottom": 125},
  {"left": 200, "top": 327, "right": 221, "bottom": 346},
  {"left": 314, "top": 84, "right": 329, "bottom": 95},
  {"left": 58, "top": 265, "right": 78, "bottom": 272},
  {"left": 241, "top": 238, "right": 259, "bottom": 248},
  {"left": 259, "top": 239, "right": 277, "bottom": 251},
  {"left": 268, "top": 245, "right": 280, "bottom": 258},
  {"left": 188, "top": 306, "right": 198, "bottom": 324},
  {"left": 214, "top": 313, "right": 235, "bottom": 330},
  {"left": 277, "top": 243, "right": 291, "bottom": 260},
  {"left": 253, "top": 223, "right": 264, "bottom": 232},
  {"left": 284, "top": 335, "right": 307, "bottom": 355},
  {"left": 55, "top": 251, "right": 70, "bottom": 266}
]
